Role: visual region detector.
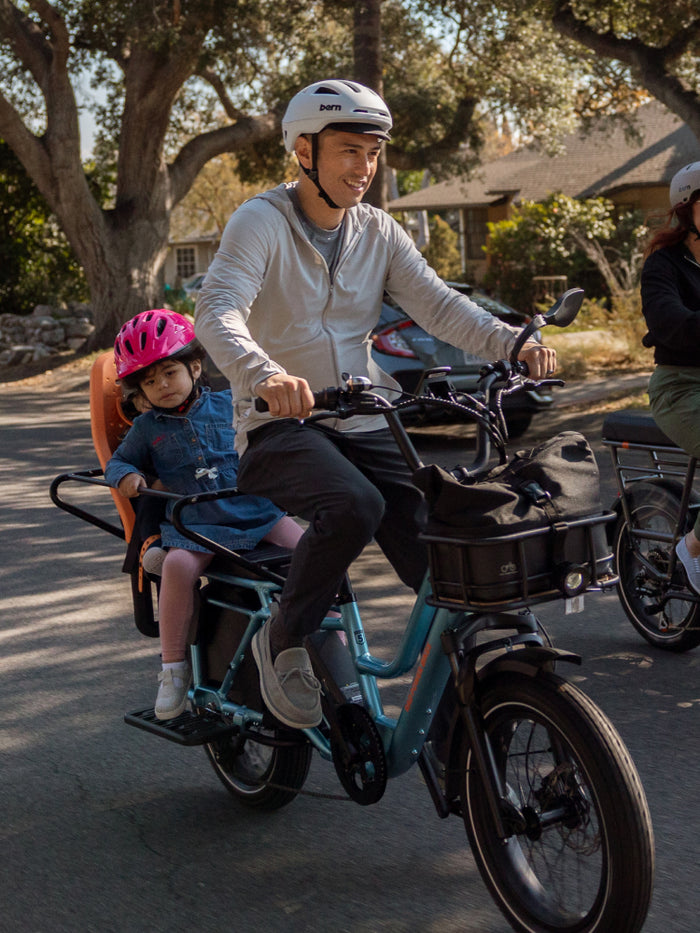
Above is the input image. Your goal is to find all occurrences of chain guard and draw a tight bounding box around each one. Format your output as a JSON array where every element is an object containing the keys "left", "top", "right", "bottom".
[{"left": 330, "top": 703, "right": 387, "bottom": 805}]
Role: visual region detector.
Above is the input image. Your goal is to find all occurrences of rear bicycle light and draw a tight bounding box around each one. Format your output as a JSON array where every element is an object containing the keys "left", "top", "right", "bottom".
[{"left": 371, "top": 321, "right": 418, "bottom": 358}]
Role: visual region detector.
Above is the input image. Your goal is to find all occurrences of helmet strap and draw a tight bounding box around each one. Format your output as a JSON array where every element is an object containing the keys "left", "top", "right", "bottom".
[{"left": 301, "top": 134, "right": 341, "bottom": 210}]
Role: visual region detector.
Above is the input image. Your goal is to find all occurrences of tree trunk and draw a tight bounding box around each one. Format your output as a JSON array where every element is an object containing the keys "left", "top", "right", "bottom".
[
  {"left": 0, "top": 3, "right": 280, "bottom": 349},
  {"left": 353, "top": 0, "right": 388, "bottom": 210}
]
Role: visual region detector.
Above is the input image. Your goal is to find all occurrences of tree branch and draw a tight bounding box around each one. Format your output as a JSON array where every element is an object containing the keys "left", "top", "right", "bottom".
[
  {"left": 168, "top": 111, "right": 280, "bottom": 206},
  {"left": 194, "top": 65, "right": 244, "bottom": 121},
  {"left": 388, "top": 94, "right": 479, "bottom": 171},
  {"left": 551, "top": 1, "right": 700, "bottom": 141}
]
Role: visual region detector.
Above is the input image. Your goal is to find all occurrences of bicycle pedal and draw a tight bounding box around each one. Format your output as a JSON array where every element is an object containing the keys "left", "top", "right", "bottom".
[{"left": 124, "top": 707, "right": 238, "bottom": 745}]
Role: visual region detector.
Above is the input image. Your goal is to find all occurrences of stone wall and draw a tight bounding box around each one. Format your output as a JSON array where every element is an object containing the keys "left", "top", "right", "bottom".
[{"left": 0, "top": 303, "right": 95, "bottom": 368}]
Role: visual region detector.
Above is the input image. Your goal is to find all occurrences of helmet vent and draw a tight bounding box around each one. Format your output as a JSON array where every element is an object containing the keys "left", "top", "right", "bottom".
[
  {"left": 314, "top": 85, "right": 340, "bottom": 95},
  {"left": 156, "top": 317, "right": 167, "bottom": 337}
]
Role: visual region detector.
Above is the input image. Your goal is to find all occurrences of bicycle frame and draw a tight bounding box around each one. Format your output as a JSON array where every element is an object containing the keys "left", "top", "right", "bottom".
[
  {"left": 50, "top": 388, "right": 562, "bottom": 799},
  {"left": 164, "top": 484, "right": 551, "bottom": 782}
]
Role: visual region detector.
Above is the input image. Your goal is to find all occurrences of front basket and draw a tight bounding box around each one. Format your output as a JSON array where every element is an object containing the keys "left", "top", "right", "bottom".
[{"left": 421, "top": 511, "right": 616, "bottom": 611}]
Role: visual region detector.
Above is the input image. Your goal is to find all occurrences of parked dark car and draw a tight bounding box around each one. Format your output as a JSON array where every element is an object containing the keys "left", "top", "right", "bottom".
[{"left": 370, "top": 283, "right": 553, "bottom": 438}]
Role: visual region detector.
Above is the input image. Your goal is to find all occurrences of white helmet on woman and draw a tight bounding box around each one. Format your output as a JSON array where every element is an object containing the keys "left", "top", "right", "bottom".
[
  {"left": 282, "top": 79, "right": 392, "bottom": 152},
  {"left": 670, "top": 161, "right": 700, "bottom": 209}
]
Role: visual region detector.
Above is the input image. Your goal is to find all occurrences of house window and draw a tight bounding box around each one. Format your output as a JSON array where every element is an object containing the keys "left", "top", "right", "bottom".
[
  {"left": 176, "top": 247, "right": 196, "bottom": 280},
  {"left": 464, "top": 208, "right": 488, "bottom": 261}
]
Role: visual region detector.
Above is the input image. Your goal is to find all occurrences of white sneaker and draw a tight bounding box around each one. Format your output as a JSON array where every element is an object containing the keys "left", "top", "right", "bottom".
[
  {"left": 154, "top": 662, "right": 191, "bottom": 720},
  {"left": 676, "top": 537, "right": 700, "bottom": 596}
]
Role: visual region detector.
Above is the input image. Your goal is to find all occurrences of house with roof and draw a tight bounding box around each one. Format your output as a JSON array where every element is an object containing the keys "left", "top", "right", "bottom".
[
  {"left": 388, "top": 101, "right": 700, "bottom": 282},
  {"left": 164, "top": 233, "right": 219, "bottom": 287}
]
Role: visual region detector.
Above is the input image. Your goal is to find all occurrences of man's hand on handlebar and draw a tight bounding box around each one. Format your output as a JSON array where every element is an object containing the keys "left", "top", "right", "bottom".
[
  {"left": 256, "top": 373, "right": 315, "bottom": 420},
  {"left": 517, "top": 340, "right": 556, "bottom": 380}
]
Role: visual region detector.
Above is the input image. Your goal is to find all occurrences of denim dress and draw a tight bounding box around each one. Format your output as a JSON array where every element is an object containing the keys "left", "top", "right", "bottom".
[{"left": 105, "top": 388, "right": 285, "bottom": 552}]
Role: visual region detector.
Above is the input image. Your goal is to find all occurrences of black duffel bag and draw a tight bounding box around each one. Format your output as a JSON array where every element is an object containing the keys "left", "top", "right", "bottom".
[{"left": 413, "top": 431, "right": 614, "bottom": 608}]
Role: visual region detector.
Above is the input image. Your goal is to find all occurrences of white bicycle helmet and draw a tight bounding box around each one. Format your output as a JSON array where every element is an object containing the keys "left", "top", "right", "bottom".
[
  {"left": 282, "top": 79, "right": 392, "bottom": 152},
  {"left": 670, "top": 161, "right": 700, "bottom": 209}
]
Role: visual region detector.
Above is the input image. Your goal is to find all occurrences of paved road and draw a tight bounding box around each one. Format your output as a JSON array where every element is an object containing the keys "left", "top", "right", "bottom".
[{"left": 1, "top": 368, "right": 697, "bottom": 933}]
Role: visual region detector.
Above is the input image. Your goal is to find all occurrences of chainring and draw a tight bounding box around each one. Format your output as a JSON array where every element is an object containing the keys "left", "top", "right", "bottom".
[{"left": 330, "top": 702, "right": 387, "bottom": 805}]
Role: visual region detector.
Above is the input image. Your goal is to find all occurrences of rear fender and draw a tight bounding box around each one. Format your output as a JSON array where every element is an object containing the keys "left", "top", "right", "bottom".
[{"left": 606, "top": 476, "right": 699, "bottom": 545}]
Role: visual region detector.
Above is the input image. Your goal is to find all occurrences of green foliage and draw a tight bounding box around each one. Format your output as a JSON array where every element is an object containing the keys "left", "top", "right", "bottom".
[
  {"left": 421, "top": 215, "right": 462, "bottom": 279},
  {"left": 395, "top": 170, "right": 429, "bottom": 197},
  {"left": 0, "top": 141, "right": 87, "bottom": 315},
  {"left": 483, "top": 193, "right": 647, "bottom": 309}
]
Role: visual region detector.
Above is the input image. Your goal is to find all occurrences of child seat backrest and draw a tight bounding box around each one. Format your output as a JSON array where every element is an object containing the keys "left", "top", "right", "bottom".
[{"left": 89, "top": 351, "right": 136, "bottom": 542}]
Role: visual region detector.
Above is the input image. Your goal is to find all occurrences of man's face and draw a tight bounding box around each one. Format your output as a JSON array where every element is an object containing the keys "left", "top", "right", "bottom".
[{"left": 308, "top": 130, "right": 382, "bottom": 209}]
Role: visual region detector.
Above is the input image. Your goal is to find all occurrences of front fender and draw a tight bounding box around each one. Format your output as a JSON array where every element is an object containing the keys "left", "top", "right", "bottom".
[{"left": 477, "top": 645, "right": 581, "bottom": 681}]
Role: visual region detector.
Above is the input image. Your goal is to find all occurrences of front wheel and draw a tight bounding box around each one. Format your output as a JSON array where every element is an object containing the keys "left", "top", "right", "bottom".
[
  {"left": 204, "top": 728, "right": 312, "bottom": 810},
  {"left": 614, "top": 481, "right": 700, "bottom": 651},
  {"left": 461, "top": 672, "right": 654, "bottom": 933}
]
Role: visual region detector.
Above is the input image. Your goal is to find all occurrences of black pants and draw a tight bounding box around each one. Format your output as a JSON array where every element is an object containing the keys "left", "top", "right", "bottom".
[{"left": 237, "top": 420, "right": 428, "bottom": 652}]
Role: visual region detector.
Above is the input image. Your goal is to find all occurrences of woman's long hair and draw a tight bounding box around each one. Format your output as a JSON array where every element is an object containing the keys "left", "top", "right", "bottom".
[{"left": 644, "top": 190, "right": 700, "bottom": 259}]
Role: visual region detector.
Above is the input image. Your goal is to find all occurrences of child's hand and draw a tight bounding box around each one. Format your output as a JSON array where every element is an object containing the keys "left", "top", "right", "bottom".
[{"left": 118, "top": 473, "right": 146, "bottom": 498}]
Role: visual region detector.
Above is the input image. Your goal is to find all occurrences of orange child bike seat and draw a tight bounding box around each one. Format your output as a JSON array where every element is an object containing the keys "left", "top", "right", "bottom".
[{"left": 89, "top": 351, "right": 136, "bottom": 542}]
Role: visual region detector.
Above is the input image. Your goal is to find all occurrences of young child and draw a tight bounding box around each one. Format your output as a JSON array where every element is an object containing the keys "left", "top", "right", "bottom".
[{"left": 105, "top": 309, "right": 302, "bottom": 720}]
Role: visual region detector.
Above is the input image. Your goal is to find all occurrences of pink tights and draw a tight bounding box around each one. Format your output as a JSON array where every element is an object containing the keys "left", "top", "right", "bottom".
[{"left": 158, "top": 515, "right": 304, "bottom": 663}]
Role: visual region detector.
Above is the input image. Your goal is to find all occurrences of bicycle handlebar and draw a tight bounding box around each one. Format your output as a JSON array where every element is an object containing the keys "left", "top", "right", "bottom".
[
  {"left": 253, "top": 363, "right": 557, "bottom": 478},
  {"left": 250, "top": 286, "right": 583, "bottom": 476}
]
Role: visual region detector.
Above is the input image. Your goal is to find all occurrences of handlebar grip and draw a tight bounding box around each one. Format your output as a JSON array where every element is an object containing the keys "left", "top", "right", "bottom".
[{"left": 254, "top": 386, "right": 340, "bottom": 413}]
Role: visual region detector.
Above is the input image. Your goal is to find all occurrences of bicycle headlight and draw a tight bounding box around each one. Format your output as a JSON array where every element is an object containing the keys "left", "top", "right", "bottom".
[{"left": 558, "top": 564, "right": 591, "bottom": 597}]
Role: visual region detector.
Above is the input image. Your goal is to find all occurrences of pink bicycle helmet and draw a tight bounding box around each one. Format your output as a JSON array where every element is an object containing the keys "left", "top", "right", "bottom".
[{"left": 114, "top": 309, "right": 197, "bottom": 379}]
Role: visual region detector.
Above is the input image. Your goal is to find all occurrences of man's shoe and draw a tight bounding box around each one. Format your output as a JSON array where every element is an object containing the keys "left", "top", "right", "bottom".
[
  {"left": 676, "top": 537, "right": 700, "bottom": 596},
  {"left": 154, "top": 663, "right": 191, "bottom": 720},
  {"left": 251, "top": 622, "right": 322, "bottom": 729}
]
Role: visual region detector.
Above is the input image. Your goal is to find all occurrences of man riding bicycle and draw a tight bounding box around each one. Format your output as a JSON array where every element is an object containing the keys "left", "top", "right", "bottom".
[{"left": 195, "top": 78, "right": 555, "bottom": 730}]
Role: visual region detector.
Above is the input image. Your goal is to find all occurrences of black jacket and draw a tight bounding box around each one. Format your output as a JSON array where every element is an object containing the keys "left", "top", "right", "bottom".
[{"left": 641, "top": 241, "right": 700, "bottom": 367}]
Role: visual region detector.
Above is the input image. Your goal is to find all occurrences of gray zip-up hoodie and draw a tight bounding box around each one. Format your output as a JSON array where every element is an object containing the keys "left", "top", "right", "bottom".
[{"left": 195, "top": 182, "right": 520, "bottom": 453}]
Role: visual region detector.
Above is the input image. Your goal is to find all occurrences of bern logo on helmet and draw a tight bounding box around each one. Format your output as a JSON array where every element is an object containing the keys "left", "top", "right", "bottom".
[
  {"left": 680, "top": 183, "right": 692, "bottom": 193},
  {"left": 319, "top": 104, "right": 342, "bottom": 111}
]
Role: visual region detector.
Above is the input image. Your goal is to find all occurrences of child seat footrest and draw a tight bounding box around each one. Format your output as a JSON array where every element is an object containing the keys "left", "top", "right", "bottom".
[{"left": 124, "top": 707, "right": 238, "bottom": 745}]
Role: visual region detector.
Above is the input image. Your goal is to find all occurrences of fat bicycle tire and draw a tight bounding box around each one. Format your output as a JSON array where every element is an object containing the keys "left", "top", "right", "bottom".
[
  {"left": 204, "top": 728, "right": 312, "bottom": 810},
  {"left": 614, "top": 480, "right": 700, "bottom": 652},
  {"left": 460, "top": 671, "right": 654, "bottom": 933}
]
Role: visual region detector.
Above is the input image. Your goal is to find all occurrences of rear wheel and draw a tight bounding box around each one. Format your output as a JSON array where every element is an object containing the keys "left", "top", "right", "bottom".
[
  {"left": 461, "top": 672, "right": 654, "bottom": 933},
  {"left": 614, "top": 481, "right": 700, "bottom": 651},
  {"left": 204, "top": 728, "right": 312, "bottom": 810}
]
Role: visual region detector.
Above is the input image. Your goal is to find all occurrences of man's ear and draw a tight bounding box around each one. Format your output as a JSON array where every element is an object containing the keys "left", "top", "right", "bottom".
[{"left": 295, "top": 134, "right": 313, "bottom": 171}]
